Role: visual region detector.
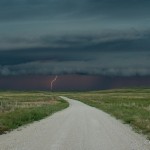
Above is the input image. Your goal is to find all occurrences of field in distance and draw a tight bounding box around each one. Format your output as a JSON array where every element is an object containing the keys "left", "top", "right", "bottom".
[
  {"left": 65, "top": 88, "right": 150, "bottom": 140},
  {"left": 0, "top": 91, "right": 69, "bottom": 134}
]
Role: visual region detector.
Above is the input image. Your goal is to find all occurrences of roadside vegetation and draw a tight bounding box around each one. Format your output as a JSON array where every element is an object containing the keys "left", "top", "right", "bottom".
[
  {"left": 66, "top": 89, "right": 150, "bottom": 139},
  {"left": 1, "top": 89, "right": 150, "bottom": 139},
  {"left": 0, "top": 91, "right": 69, "bottom": 134}
]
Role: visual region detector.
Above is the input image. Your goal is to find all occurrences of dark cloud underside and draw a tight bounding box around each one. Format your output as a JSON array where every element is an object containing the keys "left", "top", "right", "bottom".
[{"left": 0, "top": 0, "right": 150, "bottom": 76}]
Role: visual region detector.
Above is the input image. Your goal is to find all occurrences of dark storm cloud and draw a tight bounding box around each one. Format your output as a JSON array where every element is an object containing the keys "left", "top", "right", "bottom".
[
  {"left": 1, "top": 54, "right": 150, "bottom": 76},
  {"left": 0, "top": 29, "right": 150, "bottom": 76},
  {"left": 0, "top": 0, "right": 150, "bottom": 21},
  {"left": 0, "top": 29, "right": 147, "bottom": 50},
  {"left": 0, "top": 0, "right": 83, "bottom": 21},
  {"left": 0, "top": 0, "right": 150, "bottom": 77}
]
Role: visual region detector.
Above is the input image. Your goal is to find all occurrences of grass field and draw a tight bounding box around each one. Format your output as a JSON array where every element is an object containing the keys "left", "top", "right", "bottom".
[
  {"left": 0, "top": 91, "right": 69, "bottom": 134},
  {"left": 1, "top": 89, "right": 150, "bottom": 140},
  {"left": 65, "top": 89, "right": 150, "bottom": 139}
]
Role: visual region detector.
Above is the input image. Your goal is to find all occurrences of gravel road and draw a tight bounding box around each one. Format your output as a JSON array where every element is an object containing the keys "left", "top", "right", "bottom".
[{"left": 0, "top": 96, "right": 150, "bottom": 150}]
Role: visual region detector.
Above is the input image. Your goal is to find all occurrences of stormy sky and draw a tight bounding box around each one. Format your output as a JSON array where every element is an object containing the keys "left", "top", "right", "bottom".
[{"left": 0, "top": 0, "right": 150, "bottom": 76}]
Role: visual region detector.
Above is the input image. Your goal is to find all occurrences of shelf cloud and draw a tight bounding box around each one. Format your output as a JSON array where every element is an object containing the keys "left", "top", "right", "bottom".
[{"left": 0, "top": 0, "right": 150, "bottom": 76}]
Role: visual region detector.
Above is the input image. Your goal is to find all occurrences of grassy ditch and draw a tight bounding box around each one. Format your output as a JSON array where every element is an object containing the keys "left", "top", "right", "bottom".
[
  {"left": 0, "top": 91, "right": 69, "bottom": 134},
  {"left": 66, "top": 89, "right": 150, "bottom": 139}
]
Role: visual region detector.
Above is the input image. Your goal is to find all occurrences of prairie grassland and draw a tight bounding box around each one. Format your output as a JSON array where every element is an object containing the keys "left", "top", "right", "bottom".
[
  {"left": 66, "top": 89, "right": 150, "bottom": 139},
  {"left": 0, "top": 91, "right": 69, "bottom": 134}
]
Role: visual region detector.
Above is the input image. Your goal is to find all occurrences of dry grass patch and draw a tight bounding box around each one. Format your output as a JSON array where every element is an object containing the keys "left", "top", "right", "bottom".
[{"left": 0, "top": 91, "right": 69, "bottom": 134}]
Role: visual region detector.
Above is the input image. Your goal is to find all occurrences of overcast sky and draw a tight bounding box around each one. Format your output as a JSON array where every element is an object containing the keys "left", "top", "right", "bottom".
[{"left": 0, "top": 0, "right": 150, "bottom": 76}]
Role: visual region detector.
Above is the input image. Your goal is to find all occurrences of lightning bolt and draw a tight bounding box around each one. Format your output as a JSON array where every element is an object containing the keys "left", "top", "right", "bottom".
[{"left": 50, "top": 75, "right": 58, "bottom": 91}]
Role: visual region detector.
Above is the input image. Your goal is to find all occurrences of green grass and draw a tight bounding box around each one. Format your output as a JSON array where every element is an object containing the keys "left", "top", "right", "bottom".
[
  {"left": 1, "top": 89, "right": 150, "bottom": 139},
  {"left": 0, "top": 91, "right": 69, "bottom": 134},
  {"left": 66, "top": 89, "right": 150, "bottom": 139}
]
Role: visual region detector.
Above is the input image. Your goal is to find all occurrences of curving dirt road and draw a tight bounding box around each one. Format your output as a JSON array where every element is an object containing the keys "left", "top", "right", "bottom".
[{"left": 0, "top": 96, "right": 150, "bottom": 150}]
